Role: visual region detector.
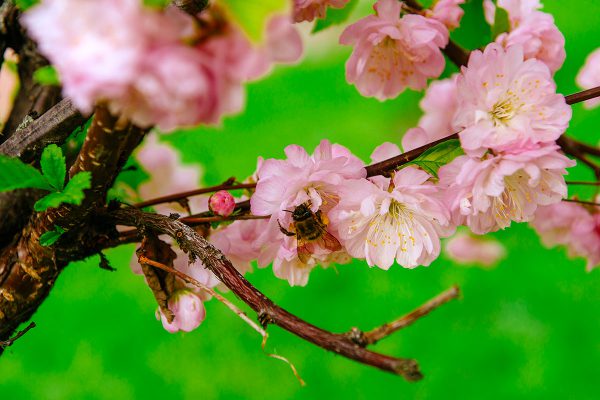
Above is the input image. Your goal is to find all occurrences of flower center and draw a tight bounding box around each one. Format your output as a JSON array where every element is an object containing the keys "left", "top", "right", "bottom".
[
  {"left": 490, "top": 97, "right": 518, "bottom": 126},
  {"left": 492, "top": 172, "right": 532, "bottom": 227}
]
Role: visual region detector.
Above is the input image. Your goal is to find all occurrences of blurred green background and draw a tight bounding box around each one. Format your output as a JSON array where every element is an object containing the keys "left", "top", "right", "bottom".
[{"left": 2, "top": 0, "right": 600, "bottom": 398}]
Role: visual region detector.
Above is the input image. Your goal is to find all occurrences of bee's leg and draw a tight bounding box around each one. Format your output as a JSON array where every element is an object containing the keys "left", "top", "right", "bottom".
[
  {"left": 316, "top": 210, "right": 329, "bottom": 227},
  {"left": 278, "top": 219, "right": 296, "bottom": 237}
]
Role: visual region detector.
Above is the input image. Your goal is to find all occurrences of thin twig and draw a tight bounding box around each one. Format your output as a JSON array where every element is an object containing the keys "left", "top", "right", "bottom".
[
  {"left": 137, "top": 255, "right": 305, "bottom": 386},
  {"left": 566, "top": 181, "right": 600, "bottom": 186},
  {"left": 0, "top": 322, "right": 36, "bottom": 348},
  {"left": 563, "top": 198, "right": 600, "bottom": 207},
  {"left": 347, "top": 286, "right": 460, "bottom": 347},
  {"left": 181, "top": 214, "right": 268, "bottom": 225},
  {"left": 134, "top": 182, "right": 256, "bottom": 209}
]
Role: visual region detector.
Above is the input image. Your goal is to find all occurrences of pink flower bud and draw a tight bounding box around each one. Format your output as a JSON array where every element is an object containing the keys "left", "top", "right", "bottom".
[
  {"left": 157, "top": 289, "right": 206, "bottom": 333},
  {"left": 209, "top": 190, "right": 236, "bottom": 217}
]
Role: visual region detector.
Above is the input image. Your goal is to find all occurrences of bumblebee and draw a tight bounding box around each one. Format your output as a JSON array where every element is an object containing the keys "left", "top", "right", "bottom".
[{"left": 278, "top": 202, "right": 342, "bottom": 264}]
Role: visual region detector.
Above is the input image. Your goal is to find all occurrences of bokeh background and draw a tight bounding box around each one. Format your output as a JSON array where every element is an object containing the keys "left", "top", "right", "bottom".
[{"left": 2, "top": 0, "right": 600, "bottom": 398}]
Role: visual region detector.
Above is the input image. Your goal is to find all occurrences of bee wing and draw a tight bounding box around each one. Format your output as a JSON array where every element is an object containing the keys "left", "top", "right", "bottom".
[
  {"left": 316, "top": 230, "right": 342, "bottom": 252},
  {"left": 296, "top": 238, "right": 313, "bottom": 264}
]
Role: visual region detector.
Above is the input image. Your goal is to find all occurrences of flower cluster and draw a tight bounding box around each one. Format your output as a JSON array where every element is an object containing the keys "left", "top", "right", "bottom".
[
  {"left": 23, "top": 0, "right": 302, "bottom": 131},
  {"left": 531, "top": 200, "right": 600, "bottom": 270},
  {"left": 483, "top": 0, "right": 565, "bottom": 73}
]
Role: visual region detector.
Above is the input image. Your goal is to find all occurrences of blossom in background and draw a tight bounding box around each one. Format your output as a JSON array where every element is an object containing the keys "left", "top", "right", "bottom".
[
  {"left": 439, "top": 145, "right": 574, "bottom": 234},
  {"left": 0, "top": 49, "right": 20, "bottom": 131},
  {"left": 483, "top": 0, "right": 565, "bottom": 73},
  {"left": 293, "top": 0, "right": 349, "bottom": 23},
  {"left": 136, "top": 134, "right": 205, "bottom": 215},
  {"left": 402, "top": 75, "right": 458, "bottom": 151},
  {"left": 157, "top": 289, "right": 206, "bottom": 333},
  {"left": 331, "top": 164, "right": 451, "bottom": 270},
  {"left": 453, "top": 44, "right": 570, "bottom": 156},
  {"left": 445, "top": 232, "right": 506, "bottom": 267},
  {"left": 427, "top": 0, "right": 465, "bottom": 30},
  {"left": 531, "top": 201, "right": 600, "bottom": 271},
  {"left": 576, "top": 48, "right": 600, "bottom": 108},
  {"left": 251, "top": 140, "right": 364, "bottom": 285},
  {"left": 339, "top": 0, "right": 448, "bottom": 100},
  {"left": 23, "top": 1, "right": 303, "bottom": 131}
]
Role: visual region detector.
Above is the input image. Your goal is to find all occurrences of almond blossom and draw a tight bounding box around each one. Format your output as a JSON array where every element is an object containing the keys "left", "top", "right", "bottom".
[
  {"left": 438, "top": 145, "right": 574, "bottom": 234},
  {"left": 576, "top": 48, "right": 600, "bottom": 108},
  {"left": 157, "top": 289, "right": 206, "bottom": 333},
  {"left": 402, "top": 75, "right": 458, "bottom": 151},
  {"left": 483, "top": 0, "right": 542, "bottom": 26},
  {"left": 293, "top": 0, "right": 350, "bottom": 23},
  {"left": 251, "top": 140, "right": 365, "bottom": 285},
  {"left": 330, "top": 165, "right": 451, "bottom": 270},
  {"left": 531, "top": 201, "right": 600, "bottom": 271},
  {"left": 339, "top": 0, "right": 448, "bottom": 100},
  {"left": 427, "top": 0, "right": 465, "bottom": 30},
  {"left": 453, "top": 44, "right": 571, "bottom": 157},
  {"left": 444, "top": 232, "right": 506, "bottom": 267},
  {"left": 23, "top": 1, "right": 302, "bottom": 131}
]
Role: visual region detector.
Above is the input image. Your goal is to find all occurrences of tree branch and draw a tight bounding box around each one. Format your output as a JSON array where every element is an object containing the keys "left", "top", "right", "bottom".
[{"left": 109, "top": 207, "right": 424, "bottom": 381}]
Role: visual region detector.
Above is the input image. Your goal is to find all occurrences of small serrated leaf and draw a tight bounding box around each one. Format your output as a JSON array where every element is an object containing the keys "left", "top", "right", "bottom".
[
  {"left": 40, "top": 144, "right": 66, "bottom": 190},
  {"left": 39, "top": 225, "right": 66, "bottom": 247},
  {"left": 221, "top": 0, "right": 287, "bottom": 42},
  {"left": 33, "top": 65, "right": 60, "bottom": 86},
  {"left": 34, "top": 171, "right": 91, "bottom": 211},
  {"left": 0, "top": 155, "right": 52, "bottom": 192},
  {"left": 491, "top": 5, "right": 510, "bottom": 39},
  {"left": 405, "top": 139, "right": 464, "bottom": 178},
  {"left": 312, "top": 0, "right": 358, "bottom": 33}
]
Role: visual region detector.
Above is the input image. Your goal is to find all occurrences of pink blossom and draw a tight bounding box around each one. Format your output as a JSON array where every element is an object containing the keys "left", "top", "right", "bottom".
[
  {"left": 576, "top": 48, "right": 600, "bottom": 108},
  {"left": 483, "top": 0, "right": 541, "bottom": 26},
  {"left": 22, "top": 1, "right": 302, "bottom": 131},
  {"left": 157, "top": 289, "right": 206, "bottom": 333},
  {"left": 0, "top": 49, "right": 19, "bottom": 131},
  {"left": 330, "top": 166, "right": 451, "bottom": 270},
  {"left": 444, "top": 232, "right": 506, "bottom": 266},
  {"left": 293, "top": 0, "right": 349, "bottom": 23},
  {"left": 402, "top": 75, "right": 458, "bottom": 151},
  {"left": 531, "top": 201, "right": 600, "bottom": 271},
  {"left": 453, "top": 44, "right": 571, "bottom": 157},
  {"left": 136, "top": 134, "right": 205, "bottom": 215},
  {"left": 439, "top": 145, "right": 574, "bottom": 234},
  {"left": 209, "top": 190, "right": 236, "bottom": 217},
  {"left": 370, "top": 142, "right": 401, "bottom": 163},
  {"left": 427, "top": 0, "right": 465, "bottom": 30},
  {"left": 495, "top": 12, "right": 565, "bottom": 74},
  {"left": 251, "top": 140, "right": 364, "bottom": 285},
  {"left": 339, "top": 0, "right": 448, "bottom": 100}
]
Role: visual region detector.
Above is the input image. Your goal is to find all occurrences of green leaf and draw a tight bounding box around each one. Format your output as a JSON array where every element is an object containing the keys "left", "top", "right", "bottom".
[
  {"left": 39, "top": 225, "right": 66, "bottom": 247},
  {"left": 0, "top": 155, "right": 52, "bottom": 192},
  {"left": 34, "top": 171, "right": 92, "bottom": 212},
  {"left": 491, "top": 4, "right": 510, "bottom": 39},
  {"left": 312, "top": 0, "right": 359, "bottom": 33},
  {"left": 40, "top": 144, "right": 66, "bottom": 190},
  {"left": 405, "top": 139, "right": 464, "bottom": 179},
  {"left": 221, "top": 0, "right": 287, "bottom": 42},
  {"left": 14, "top": 0, "right": 39, "bottom": 10},
  {"left": 33, "top": 66, "right": 60, "bottom": 86}
]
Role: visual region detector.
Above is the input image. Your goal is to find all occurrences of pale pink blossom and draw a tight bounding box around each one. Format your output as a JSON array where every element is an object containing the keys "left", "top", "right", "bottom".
[
  {"left": 454, "top": 44, "right": 571, "bottom": 157},
  {"left": 576, "top": 48, "right": 600, "bottom": 108},
  {"left": 370, "top": 142, "right": 401, "bottom": 164},
  {"left": 136, "top": 134, "right": 205, "bottom": 215},
  {"left": 339, "top": 0, "right": 448, "bottom": 100},
  {"left": 402, "top": 75, "right": 458, "bottom": 151},
  {"left": 293, "top": 0, "right": 349, "bottom": 23},
  {"left": 439, "top": 145, "right": 574, "bottom": 235},
  {"left": 157, "top": 289, "right": 206, "bottom": 333},
  {"left": 251, "top": 140, "right": 364, "bottom": 285},
  {"left": 444, "top": 232, "right": 506, "bottom": 266},
  {"left": 483, "top": 0, "right": 541, "bottom": 26},
  {"left": 531, "top": 201, "right": 600, "bottom": 271},
  {"left": 23, "top": 1, "right": 302, "bottom": 131},
  {"left": 427, "top": 0, "right": 465, "bottom": 30},
  {"left": 209, "top": 190, "right": 236, "bottom": 217},
  {"left": 330, "top": 166, "right": 451, "bottom": 270},
  {"left": 495, "top": 12, "right": 565, "bottom": 73},
  {"left": 0, "top": 49, "right": 19, "bottom": 131}
]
